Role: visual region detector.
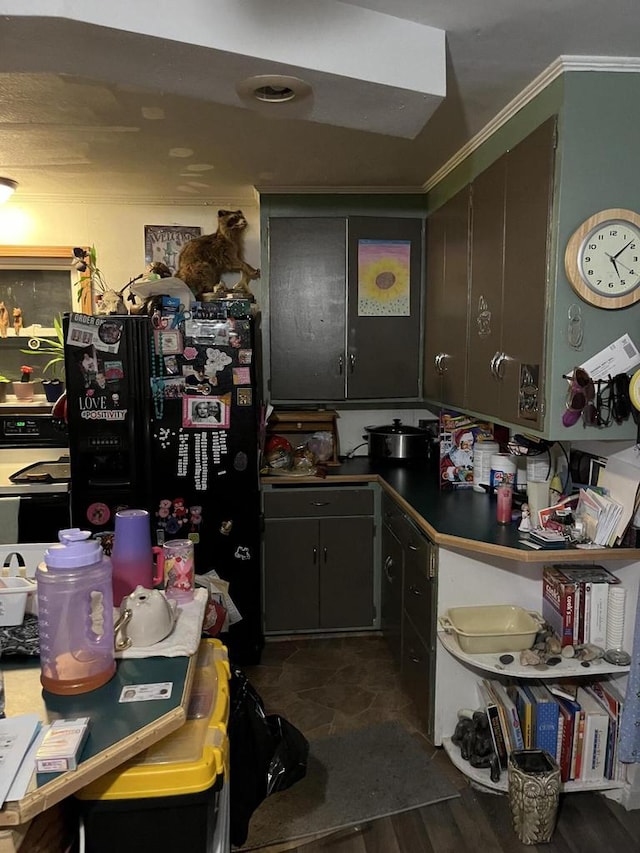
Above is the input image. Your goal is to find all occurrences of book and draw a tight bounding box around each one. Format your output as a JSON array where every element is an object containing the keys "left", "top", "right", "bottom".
[
  {"left": 572, "top": 710, "right": 586, "bottom": 780},
  {"left": 477, "top": 680, "right": 509, "bottom": 769},
  {"left": 491, "top": 681, "right": 525, "bottom": 751},
  {"left": 549, "top": 565, "right": 620, "bottom": 646},
  {"left": 527, "top": 682, "right": 560, "bottom": 757},
  {"left": 582, "top": 681, "right": 623, "bottom": 780},
  {"left": 542, "top": 565, "right": 577, "bottom": 646},
  {"left": 508, "top": 684, "right": 534, "bottom": 749},
  {"left": 575, "top": 687, "right": 609, "bottom": 782},
  {"left": 556, "top": 696, "right": 580, "bottom": 782}
]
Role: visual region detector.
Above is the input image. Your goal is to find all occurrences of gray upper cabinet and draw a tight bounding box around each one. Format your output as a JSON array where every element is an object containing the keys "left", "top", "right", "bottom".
[
  {"left": 467, "top": 117, "right": 556, "bottom": 429},
  {"left": 423, "top": 185, "right": 471, "bottom": 409},
  {"left": 267, "top": 214, "right": 423, "bottom": 403},
  {"left": 426, "top": 117, "right": 556, "bottom": 430}
]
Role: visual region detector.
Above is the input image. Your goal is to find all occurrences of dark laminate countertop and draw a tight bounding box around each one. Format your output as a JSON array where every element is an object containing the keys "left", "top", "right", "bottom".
[{"left": 262, "top": 457, "right": 640, "bottom": 564}]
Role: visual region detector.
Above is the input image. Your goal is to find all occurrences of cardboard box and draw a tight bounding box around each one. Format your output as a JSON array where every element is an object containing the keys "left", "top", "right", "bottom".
[
  {"left": 542, "top": 566, "right": 577, "bottom": 646},
  {"left": 438, "top": 410, "right": 494, "bottom": 489}
]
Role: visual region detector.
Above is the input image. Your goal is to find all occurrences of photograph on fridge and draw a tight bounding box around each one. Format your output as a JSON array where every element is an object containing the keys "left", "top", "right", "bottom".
[{"left": 183, "top": 394, "right": 230, "bottom": 428}]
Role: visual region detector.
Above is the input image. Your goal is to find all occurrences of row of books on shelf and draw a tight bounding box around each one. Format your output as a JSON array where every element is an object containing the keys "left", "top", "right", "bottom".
[
  {"left": 478, "top": 677, "right": 624, "bottom": 784},
  {"left": 542, "top": 564, "right": 624, "bottom": 649}
]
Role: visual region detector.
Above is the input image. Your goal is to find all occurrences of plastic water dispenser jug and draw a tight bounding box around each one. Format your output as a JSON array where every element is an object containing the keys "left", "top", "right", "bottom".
[{"left": 36, "top": 529, "right": 116, "bottom": 695}]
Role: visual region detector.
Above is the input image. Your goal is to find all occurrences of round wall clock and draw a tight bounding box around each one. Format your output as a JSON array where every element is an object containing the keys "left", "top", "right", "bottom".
[{"left": 564, "top": 208, "right": 640, "bottom": 309}]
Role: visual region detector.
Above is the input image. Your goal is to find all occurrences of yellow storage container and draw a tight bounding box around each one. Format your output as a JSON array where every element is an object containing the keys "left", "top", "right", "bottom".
[{"left": 76, "top": 639, "right": 230, "bottom": 853}]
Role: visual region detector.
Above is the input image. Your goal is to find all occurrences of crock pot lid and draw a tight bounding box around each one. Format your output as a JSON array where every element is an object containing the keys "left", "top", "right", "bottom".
[{"left": 365, "top": 419, "right": 426, "bottom": 435}]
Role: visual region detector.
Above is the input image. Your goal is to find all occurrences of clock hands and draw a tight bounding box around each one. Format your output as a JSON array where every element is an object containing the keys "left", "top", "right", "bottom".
[
  {"left": 613, "top": 239, "right": 635, "bottom": 260},
  {"left": 607, "top": 254, "right": 621, "bottom": 278}
]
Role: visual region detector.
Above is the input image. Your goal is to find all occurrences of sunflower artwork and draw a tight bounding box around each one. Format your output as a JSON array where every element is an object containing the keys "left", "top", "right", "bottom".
[{"left": 357, "top": 239, "right": 411, "bottom": 317}]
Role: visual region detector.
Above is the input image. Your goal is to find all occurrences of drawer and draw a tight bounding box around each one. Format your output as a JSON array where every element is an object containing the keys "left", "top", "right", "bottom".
[
  {"left": 263, "top": 488, "right": 374, "bottom": 519},
  {"left": 381, "top": 492, "right": 405, "bottom": 540}
]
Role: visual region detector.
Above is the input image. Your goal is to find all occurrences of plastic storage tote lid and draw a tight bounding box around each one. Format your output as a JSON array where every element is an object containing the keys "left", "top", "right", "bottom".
[{"left": 44, "top": 529, "right": 104, "bottom": 569}]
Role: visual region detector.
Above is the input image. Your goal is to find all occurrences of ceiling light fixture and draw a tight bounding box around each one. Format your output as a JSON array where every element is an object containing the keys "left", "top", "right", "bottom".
[
  {"left": 237, "top": 74, "right": 312, "bottom": 109},
  {"left": 0, "top": 177, "right": 18, "bottom": 203}
]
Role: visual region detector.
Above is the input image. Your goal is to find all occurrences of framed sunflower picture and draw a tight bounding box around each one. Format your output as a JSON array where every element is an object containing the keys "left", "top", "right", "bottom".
[{"left": 357, "top": 238, "right": 411, "bottom": 316}]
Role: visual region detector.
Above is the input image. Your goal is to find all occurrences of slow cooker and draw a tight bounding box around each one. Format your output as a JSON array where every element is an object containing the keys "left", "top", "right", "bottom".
[{"left": 363, "top": 419, "right": 437, "bottom": 461}]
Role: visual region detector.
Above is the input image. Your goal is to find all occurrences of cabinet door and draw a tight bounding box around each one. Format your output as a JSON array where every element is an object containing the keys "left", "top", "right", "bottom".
[
  {"left": 501, "top": 116, "right": 556, "bottom": 429},
  {"left": 319, "top": 516, "right": 375, "bottom": 629},
  {"left": 423, "top": 187, "right": 470, "bottom": 408},
  {"left": 467, "top": 155, "right": 507, "bottom": 415},
  {"left": 268, "top": 217, "right": 346, "bottom": 401},
  {"left": 423, "top": 202, "right": 446, "bottom": 401},
  {"left": 347, "top": 217, "right": 423, "bottom": 399},
  {"left": 381, "top": 518, "right": 403, "bottom": 665},
  {"left": 402, "top": 613, "right": 433, "bottom": 736},
  {"left": 263, "top": 518, "right": 320, "bottom": 632}
]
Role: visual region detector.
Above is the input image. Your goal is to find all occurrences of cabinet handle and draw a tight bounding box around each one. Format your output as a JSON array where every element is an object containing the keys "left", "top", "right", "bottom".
[
  {"left": 494, "top": 351, "right": 509, "bottom": 380},
  {"left": 408, "top": 543, "right": 419, "bottom": 552},
  {"left": 384, "top": 555, "right": 395, "bottom": 581},
  {"left": 434, "top": 352, "right": 448, "bottom": 375},
  {"left": 408, "top": 584, "right": 422, "bottom": 596},
  {"left": 311, "top": 501, "right": 330, "bottom": 507},
  {"left": 490, "top": 351, "right": 501, "bottom": 379},
  {"left": 408, "top": 648, "right": 422, "bottom": 664},
  {"left": 349, "top": 352, "right": 356, "bottom": 374},
  {"left": 323, "top": 546, "right": 328, "bottom": 563},
  {"left": 338, "top": 354, "right": 344, "bottom": 375},
  {"left": 313, "top": 547, "right": 318, "bottom": 564}
]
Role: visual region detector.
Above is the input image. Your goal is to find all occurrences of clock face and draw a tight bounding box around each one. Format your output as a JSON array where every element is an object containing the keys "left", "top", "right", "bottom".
[
  {"left": 565, "top": 208, "right": 640, "bottom": 309},
  {"left": 578, "top": 219, "right": 640, "bottom": 296}
]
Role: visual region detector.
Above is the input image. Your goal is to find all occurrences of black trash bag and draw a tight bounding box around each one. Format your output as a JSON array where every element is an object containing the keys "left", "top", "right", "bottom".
[
  {"left": 228, "top": 667, "right": 309, "bottom": 847},
  {"left": 265, "top": 713, "right": 309, "bottom": 796}
]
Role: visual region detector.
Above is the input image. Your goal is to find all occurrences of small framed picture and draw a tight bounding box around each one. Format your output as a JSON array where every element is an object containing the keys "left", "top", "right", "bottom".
[
  {"left": 155, "top": 329, "right": 183, "bottom": 355},
  {"left": 183, "top": 395, "right": 230, "bottom": 429},
  {"left": 144, "top": 225, "right": 202, "bottom": 273}
]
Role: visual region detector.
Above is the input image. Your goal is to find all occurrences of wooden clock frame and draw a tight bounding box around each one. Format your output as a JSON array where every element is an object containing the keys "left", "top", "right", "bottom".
[{"left": 564, "top": 207, "right": 640, "bottom": 309}]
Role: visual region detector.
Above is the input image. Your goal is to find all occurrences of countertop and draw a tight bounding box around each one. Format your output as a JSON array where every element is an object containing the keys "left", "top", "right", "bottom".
[{"left": 262, "top": 457, "right": 640, "bottom": 564}]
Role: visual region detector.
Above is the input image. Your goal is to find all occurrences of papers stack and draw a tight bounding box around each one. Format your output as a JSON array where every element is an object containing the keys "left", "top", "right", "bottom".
[
  {"left": 0, "top": 713, "right": 42, "bottom": 806},
  {"left": 598, "top": 445, "right": 640, "bottom": 546},
  {"left": 577, "top": 488, "right": 625, "bottom": 547}
]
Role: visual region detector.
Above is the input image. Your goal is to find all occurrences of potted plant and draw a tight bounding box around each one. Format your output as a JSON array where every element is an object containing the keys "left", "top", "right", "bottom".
[
  {"left": 22, "top": 314, "right": 66, "bottom": 402},
  {"left": 13, "top": 365, "right": 35, "bottom": 401},
  {"left": 73, "top": 245, "right": 109, "bottom": 311}
]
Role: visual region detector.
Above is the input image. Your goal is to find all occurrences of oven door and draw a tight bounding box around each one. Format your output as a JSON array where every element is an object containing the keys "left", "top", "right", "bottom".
[{"left": 17, "top": 491, "right": 71, "bottom": 543}]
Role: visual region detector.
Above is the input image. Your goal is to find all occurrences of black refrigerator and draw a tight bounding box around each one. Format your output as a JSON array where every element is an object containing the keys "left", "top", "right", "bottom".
[{"left": 63, "top": 300, "right": 264, "bottom": 664}]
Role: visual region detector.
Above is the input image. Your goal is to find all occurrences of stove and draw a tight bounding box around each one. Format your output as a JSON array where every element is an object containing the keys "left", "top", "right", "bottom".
[
  {"left": 0, "top": 414, "right": 70, "bottom": 543},
  {"left": 0, "top": 414, "right": 69, "bottom": 495}
]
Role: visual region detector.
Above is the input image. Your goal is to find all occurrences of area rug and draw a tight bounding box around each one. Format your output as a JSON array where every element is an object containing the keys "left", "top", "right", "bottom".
[{"left": 239, "top": 720, "right": 460, "bottom": 850}]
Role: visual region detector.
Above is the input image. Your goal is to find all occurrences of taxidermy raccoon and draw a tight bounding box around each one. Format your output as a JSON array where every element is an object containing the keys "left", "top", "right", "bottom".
[{"left": 176, "top": 209, "right": 260, "bottom": 300}]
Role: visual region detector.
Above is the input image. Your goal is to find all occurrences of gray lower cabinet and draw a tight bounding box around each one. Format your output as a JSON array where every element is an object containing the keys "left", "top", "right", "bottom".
[
  {"left": 381, "top": 490, "right": 438, "bottom": 737},
  {"left": 401, "top": 517, "right": 437, "bottom": 738},
  {"left": 263, "top": 487, "right": 375, "bottom": 633}
]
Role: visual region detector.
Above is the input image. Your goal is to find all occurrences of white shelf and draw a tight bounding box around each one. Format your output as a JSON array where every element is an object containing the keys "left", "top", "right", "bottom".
[
  {"left": 442, "top": 738, "right": 626, "bottom": 794},
  {"left": 438, "top": 630, "right": 630, "bottom": 679}
]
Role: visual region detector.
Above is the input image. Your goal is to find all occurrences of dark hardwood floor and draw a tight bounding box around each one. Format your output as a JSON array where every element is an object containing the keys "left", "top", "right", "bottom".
[{"left": 240, "top": 636, "right": 640, "bottom": 853}]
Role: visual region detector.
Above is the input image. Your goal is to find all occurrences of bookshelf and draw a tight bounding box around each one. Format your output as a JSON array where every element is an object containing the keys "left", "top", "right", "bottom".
[{"left": 434, "top": 545, "right": 638, "bottom": 797}]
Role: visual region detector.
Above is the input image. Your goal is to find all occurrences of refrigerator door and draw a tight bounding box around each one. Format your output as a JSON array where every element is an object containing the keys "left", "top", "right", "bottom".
[{"left": 64, "top": 313, "right": 153, "bottom": 532}]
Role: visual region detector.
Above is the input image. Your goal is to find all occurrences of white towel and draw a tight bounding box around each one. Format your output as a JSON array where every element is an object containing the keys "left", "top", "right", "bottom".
[
  {"left": 0, "top": 498, "right": 20, "bottom": 545},
  {"left": 115, "top": 587, "right": 208, "bottom": 659}
]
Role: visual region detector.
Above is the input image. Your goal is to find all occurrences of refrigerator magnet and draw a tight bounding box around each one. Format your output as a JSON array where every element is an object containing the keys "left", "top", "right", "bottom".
[
  {"left": 183, "top": 395, "right": 230, "bottom": 428},
  {"left": 155, "top": 329, "right": 183, "bottom": 355},
  {"left": 237, "top": 387, "right": 253, "bottom": 406}
]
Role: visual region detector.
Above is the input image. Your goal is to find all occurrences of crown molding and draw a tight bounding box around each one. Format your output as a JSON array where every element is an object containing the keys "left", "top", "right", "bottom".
[
  {"left": 12, "top": 193, "right": 259, "bottom": 208},
  {"left": 423, "top": 55, "right": 640, "bottom": 193},
  {"left": 254, "top": 186, "right": 425, "bottom": 196}
]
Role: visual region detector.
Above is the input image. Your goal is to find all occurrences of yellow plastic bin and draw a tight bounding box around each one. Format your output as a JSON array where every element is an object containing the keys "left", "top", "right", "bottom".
[{"left": 76, "top": 639, "right": 231, "bottom": 853}]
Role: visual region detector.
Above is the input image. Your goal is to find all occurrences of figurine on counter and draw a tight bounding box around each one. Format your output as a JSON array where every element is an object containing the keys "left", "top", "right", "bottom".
[
  {"left": 13, "top": 307, "right": 23, "bottom": 336},
  {"left": 518, "top": 502, "right": 532, "bottom": 533},
  {"left": 0, "top": 301, "right": 8, "bottom": 338}
]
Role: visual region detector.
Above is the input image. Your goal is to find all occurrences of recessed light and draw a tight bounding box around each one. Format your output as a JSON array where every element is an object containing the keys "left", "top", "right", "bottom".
[{"left": 237, "top": 75, "right": 312, "bottom": 107}]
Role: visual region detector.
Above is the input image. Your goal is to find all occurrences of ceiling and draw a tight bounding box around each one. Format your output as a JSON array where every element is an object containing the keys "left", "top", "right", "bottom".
[{"left": 2, "top": 0, "right": 640, "bottom": 207}]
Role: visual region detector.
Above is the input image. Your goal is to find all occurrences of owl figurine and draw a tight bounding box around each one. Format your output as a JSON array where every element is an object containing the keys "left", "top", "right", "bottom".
[{"left": 508, "top": 750, "right": 560, "bottom": 845}]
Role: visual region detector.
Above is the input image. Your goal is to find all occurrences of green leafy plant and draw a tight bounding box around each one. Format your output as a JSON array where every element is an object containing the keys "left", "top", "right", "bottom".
[{"left": 21, "top": 315, "right": 65, "bottom": 381}]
